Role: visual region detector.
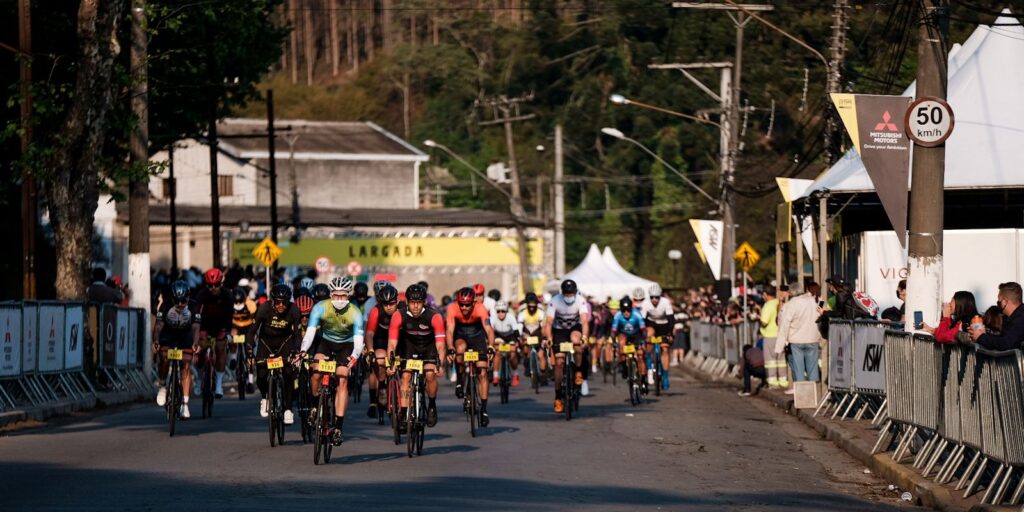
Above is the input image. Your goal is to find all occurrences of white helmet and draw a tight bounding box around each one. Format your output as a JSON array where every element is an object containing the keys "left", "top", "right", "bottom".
[
  {"left": 495, "top": 300, "right": 509, "bottom": 312},
  {"left": 631, "top": 286, "right": 646, "bottom": 301},
  {"left": 648, "top": 284, "right": 662, "bottom": 297},
  {"left": 328, "top": 276, "right": 355, "bottom": 293},
  {"left": 299, "top": 277, "right": 315, "bottom": 290}
]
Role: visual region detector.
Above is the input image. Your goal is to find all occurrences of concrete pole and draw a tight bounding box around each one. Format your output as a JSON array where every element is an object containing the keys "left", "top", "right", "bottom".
[
  {"left": 19, "top": 0, "right": 36, "bottom": 299},
  {"left": 128, "top": 0, "right": 152, "bottom": 380},
  {"left": 502, "top": 109, "right": 532, "bottom": 295},
  {"left": 554, "top": 124, "right": 565, "bottom": 277}
]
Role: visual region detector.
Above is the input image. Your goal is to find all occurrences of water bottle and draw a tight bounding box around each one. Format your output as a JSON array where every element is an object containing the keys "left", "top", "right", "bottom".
[{"left": 971, "top": 315, "right": 984, "bottom": 331}]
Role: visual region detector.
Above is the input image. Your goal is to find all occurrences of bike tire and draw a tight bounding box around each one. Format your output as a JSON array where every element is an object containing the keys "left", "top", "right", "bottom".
[
  {"left": 389, "top": 376, "right": 402, "bottom": 445},
  {"left": 298, "top": 372, "right": 312, "bottom": 444},
  {"left": 416, "top": 425, "right": 424, "bottom": 455},
  {"left": 168, "top": 364, "right": 179, "bottom": 437},
  {"left": 406, "top": 414, "right": 416, "bottom": 458},
  {"left": 530, "top": 352, "right": 540, "bottom": 394},
  {"left": 236, "top": 346, "right": 247, "bottom": 401},
  {"left": 466, "top": 371, "right": 477, "bottom": 437},
  {"left": 565, "top": 360, "right": 574, "bottom": 421},
  {"left": 269, "top": 376, "right": 278, "bottom": 447},
  {"left": 275, "top": 376, "right": 285, "bottom": 446},
  {"left": 628, "top": 358, "right": 638, "bottom": 406}
]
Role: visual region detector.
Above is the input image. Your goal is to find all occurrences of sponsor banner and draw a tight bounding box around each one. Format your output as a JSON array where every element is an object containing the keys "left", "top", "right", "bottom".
[
  {"left": 828, "top": 320, "right": 854, "bottom": 391},
  {"left": 38, "top": 302, "right": 65, "bottom": 373},
  {"left": 0, "top": 304, "right": 22, "bottom": 377},
  {"left": 853, "top": 322, "right": 886, "bottom": 392},
  {"left": 100, "top": 305, "right": 118, "bottom": 368},
  {"left": 115, "top": 308, "right": 130, "bottom": 367},
  {"left": 22, "top": 302, "right": 37, "bottom": 374},
  {"left": 127, "top": 310, "right": 138, "bottom": 369},
  {"left": 64, "top": 304, "right": 85, "bottom": 371},
  {"left": 689, "top": 219, "right": 724, "bottom": 280},
  {"left": 233, "top": 237, "right": 545, "bottom": 267}
]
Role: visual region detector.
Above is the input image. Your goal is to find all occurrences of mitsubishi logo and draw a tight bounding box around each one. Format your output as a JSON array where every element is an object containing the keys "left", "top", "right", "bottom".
[{"left": 874, "top": 111, "right": 899, "bottom": 132}]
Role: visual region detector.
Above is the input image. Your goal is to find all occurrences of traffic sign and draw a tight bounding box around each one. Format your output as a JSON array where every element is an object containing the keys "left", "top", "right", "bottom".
[
  {"left": 905, "top": 97, "right": 954, "bottom": 147},
  {"left": 346, "top": 260, "right": 362, "bottom": 276},
  {"left": 734, "top": 242, "right": 760, "bottom": 272},
  {"left": 251, "top": 237, "right": 282, "bottom": 267},
  {"left": 314, "top": 256, "right": 332, "bottom": 273}
]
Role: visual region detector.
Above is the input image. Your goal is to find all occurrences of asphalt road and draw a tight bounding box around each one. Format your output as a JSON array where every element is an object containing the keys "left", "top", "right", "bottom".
[{"left": 1, "top": 368, "right": 920, "bottom": 511}]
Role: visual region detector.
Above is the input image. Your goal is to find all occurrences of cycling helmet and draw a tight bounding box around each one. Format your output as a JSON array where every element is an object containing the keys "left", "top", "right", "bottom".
[
  {"left": 354, "top": 281, "right": 369, "bottom": 299},
  {"left": 620, "top": 297, "right": 633, "bottom": 310},
  {"left": 417, "top": 280, "right": 429, "bottom": 291},
  {"left": 203, "top": 268, "right": 224, "bottom": 285},
  {"left": 488, "top": 289, "right": 501, "bottom": 301},
  {"left": 299, "top": 277, "right": 315, "bottom": 291},
  {"left": 524, "top": 292, "right": 538, "bottom": 304},
  {"left": 455, "top": 287, "right": 476, "bottom": 305},
  {"left": 495, "top": 300, "right": 509, "bottom": 312},
  {"left": 376, "top": 284, "right": 399, "bottom": 303},
  {"left": 560, "top": 279, "right": 578, "bottom": 295},
  {"left": 232, "top": 287, "right": 247, "bottom": 303},
  {"left": 373, "top": 280, "right": 389, "bottom": 296},
  {"left": 171, "top": 280, "right": 190, "bottom": 302},
  {"left": 270, "top": 283, "right": 292, "bottom": 301},
  {"left": 631, "top": 286, "right": 646, "bottom": 301},
  {"left": 405, "top": 284, "right": 426, "bottom": 302},
  {"left": 312, "top": 283, "right": 330, "bottom": 302},
  {"left": 295, "top": 295, "right": 315, "bottom": 316},
  {"left": 472, "top": 283, "right": 486, "bottom": 295},
  {"left": 328, "top": 276, "right": 355, "bottom": 293},
  {"left": 649, "top": 283, "right": 662, "bottom": 297}
]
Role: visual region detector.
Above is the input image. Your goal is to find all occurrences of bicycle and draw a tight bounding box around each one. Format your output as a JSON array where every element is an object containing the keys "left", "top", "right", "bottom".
[
  {"left": 559, "top": 341, "right": 580, "bottom": 421},
  {"left": 403, "top": 356, "right": 438, "bottom": 457},
  {"left": 497, "top": 341, "right": 514, "bottom": 404},
  {"left": 602, "top": 340, "right": 618, "bottom": 387},
  {"left": 161, "top": 347, "right": 192, "bottom": 437},
  {"left": 386, "top": 355, "right": 403, "bottom": 445},
  {"left": 348, "top": 354, "right": 366, "bottom": 403},
  {"left": 197, "top": 337, "right": 217, "bottom": 419},
  {"left": 525, "top": 336, "right": 542, "bottom": 394},
  {"left": 295, "top": 357, "right": 314, "bottom": 444},
  {"left": 257, "top": 350, "right": 288, "bottom": 447},
  {"left": 312, "top": 359, "right": 337, "bottom": 465},
  {"left": 461, "top": 349, "right": 489, "bottom": 437},
  {"left": 650, "top": 336, "right": 665, "bottom": 397},
  {"left": 233, "top": 333, "right": 251, "bottom": 401},
  {"left": 623, "top": 343, "right": 643, "bottom": 406},
  {"left": 369, "top": 355, "right": 387, "bottom": 426}
]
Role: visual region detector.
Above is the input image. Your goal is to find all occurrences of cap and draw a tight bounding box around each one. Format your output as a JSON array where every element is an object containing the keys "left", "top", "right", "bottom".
[
  {"left": 779, "top": 284, "right": 789, "bottom": 292},
  {"left": 826, "top": 274, "right": 847, "bottom": 286}
]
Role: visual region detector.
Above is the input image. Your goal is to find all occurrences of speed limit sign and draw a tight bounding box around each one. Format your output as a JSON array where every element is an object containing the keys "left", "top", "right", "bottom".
[
  {"left": 314, "top": 256, "right": 331, "bottom": 273},
  {"left": 904, "top": 97, "right": 954, "bottom": 147}
]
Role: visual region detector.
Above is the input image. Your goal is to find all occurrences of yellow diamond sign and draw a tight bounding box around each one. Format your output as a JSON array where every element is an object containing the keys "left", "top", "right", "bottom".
[
  {"left": 251, "top": 237, "right": 282, "bottom": 267},
  {"left": 734, "top": 242, "right": 760, "bottom": 272}
]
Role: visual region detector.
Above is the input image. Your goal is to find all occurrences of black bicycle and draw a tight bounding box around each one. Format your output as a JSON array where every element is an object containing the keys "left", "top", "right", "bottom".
[
  {"left": 198, "top": 337, "right": 217, "bottom": 419},
  {"left": 348, "top": 355, "right": 366, "bottom": 403},
  {"left": 387, "top": 356, "right": 403, "bottom": 445},
  {"left": 403, "top": 356, "right": 439, "bottom": 457},
  {"left": 525, "top": 336, "right": 542, "bottom": 394},
  {"left": 559, "top": 341, "right": 580, "bottom": 421},
  {"left": 233, "top": 333, "right": 251, "bottom": 401},
  {"left": 624, "top": 343, "right": 643, "bottom": 406},
  {"left": 461, "top": 349, "right": 485, "bottom": 437},
  {"left": 296, "top": 357, "right": 314, "bottom": 444},
  {"left": 650, "top": 336, "right": 665, "bottom": 397},
  {"left": 312, "top": 359, "right": 337, "bottom": 465},
  {"left": 162, "top": 347, "right": 191, "bottom": 436},
  {"left": 259, "top": 351, "right": 287, "bottom": 447},
  {"left": 497, "top": 342, "right": 514, "bottom": 404}
]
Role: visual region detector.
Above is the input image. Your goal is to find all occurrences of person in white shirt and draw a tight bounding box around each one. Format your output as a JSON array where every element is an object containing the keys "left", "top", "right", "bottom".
[{"left": 491, "top": 301, "right": 522, "bottom": 387}]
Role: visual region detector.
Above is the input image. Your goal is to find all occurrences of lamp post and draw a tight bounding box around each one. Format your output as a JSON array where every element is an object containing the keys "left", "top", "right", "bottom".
[{"left": 668, "top": 249, "right": 682, "bottom": 290}]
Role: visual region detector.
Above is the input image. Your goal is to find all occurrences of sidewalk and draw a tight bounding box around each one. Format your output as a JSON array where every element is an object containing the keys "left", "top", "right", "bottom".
[{"left": 678, "top": 357, "right": 1013, "bottom": 512}]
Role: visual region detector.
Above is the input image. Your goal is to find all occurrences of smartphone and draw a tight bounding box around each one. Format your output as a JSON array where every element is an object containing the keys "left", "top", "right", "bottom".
[
  {"left": 818, "top": 300, "right": 825, "bottom": 308},
  {"left": 913, "top": 310, "right": 924, "bottom": 329}
]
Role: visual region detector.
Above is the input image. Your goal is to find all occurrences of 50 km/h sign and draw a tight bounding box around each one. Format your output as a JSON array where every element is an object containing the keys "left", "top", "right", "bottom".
[{"left": 905, "top": 97, "right": 954, "bottom": 147}]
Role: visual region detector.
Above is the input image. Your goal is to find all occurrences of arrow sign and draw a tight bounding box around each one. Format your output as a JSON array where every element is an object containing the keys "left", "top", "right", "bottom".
[{"left": 733, "top": 241, "right": 760, "bottom": 272}]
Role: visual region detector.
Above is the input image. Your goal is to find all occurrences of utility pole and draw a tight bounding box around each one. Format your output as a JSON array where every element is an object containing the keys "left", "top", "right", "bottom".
[
  {"left": 207, "top": 39, "right": 222, "bottom": 268},
  {"left": 284, "top": 133, "right": 301, "bottom": 244},
  {"left": 18, "top": 0, "right": 35, "bottom": 299},
  {"left": 477, "top": 94, "right": 534, "bottom": 296},
  {"left": 168, "top": 145, "right": 178, "bottom": 273},
  {"left": 554, "top": 124, "right": 565, "bottom": 277},
  {"left": 906, "top": 0, "right": 949, "bottom": 326},
  {"left": 128, "top": 0, "right": 151, "bottom": 332},
  {"left": 266, "top": 90, "right": 279, "bottom": 245}
]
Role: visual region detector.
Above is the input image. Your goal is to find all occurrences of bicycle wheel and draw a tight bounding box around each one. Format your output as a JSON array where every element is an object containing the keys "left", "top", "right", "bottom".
[
  {"left": 313, "top": 392, "right": 326, "bottom": 465},
  {"left": 389, "top": 376, "right": 402, "bottom": 445},
  {"left": 628, "top": 358, "right": 638, "bottom": 406},
  {"left": 323, "top": 386, "right": 334, "bottom": 464},
  {"left": 236, "top": 346, "right": 247, "bottom": 401},
  {"left": 530, "top": 351, "right": 539, "bottom": 394},
  {"left": 500, "top": 360, "right": 510, "bottom": 404},
  {"left": 269, "top": 375, "right": 279, "bottom": 447},
  {"left": 466, "top": 369, "right": 477, "bottom": 437},
  {"left": 167, "top": 364, "right": 179, "bottom": 437},
  {"left": 275, "top": 376, "right": 285, "bottom": 446},
  {"left": 298, "top": 371, "right": 312, "bottom": 444},
  {"left": 406, "top": 408, "right": 416, "bottom": 458}
]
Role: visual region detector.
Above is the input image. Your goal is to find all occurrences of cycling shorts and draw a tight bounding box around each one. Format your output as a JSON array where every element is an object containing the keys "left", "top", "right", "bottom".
[
  {"left": 649, "top": 322, "right": 673, "bottom": 338},
  {"left": 402, "top": 342, "right": 439, "bottom": 365},
  {"left": 552, "top": 325, "right": 582, "bottom": 344},
  {"left": 159, "top": 331, "right": 193, "bottom": 350},
  {"left": 618, "top": 332, "right": 644, "bottom": 346},
  {"left": 316, "top": 342, "right": 354, "bottom": 366},
  {"left": 455, "top": 329, "right": 489, "bottom": 355}
]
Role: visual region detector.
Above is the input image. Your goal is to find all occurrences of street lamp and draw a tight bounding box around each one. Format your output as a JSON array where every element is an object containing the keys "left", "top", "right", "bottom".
[
  {"left": 668, "top": 249, "right": 682, "bottom": 290},
  {"left": 599, "top": 127, "right": 718, "bottom": 205},
  {"left": 608, "top": 94, "right": 723, "bottom": 130}
]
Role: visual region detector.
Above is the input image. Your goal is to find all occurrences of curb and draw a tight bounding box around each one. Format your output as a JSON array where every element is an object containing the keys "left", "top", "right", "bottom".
[
  {"left": 679, "top": 362, "right": 967, "bottom": 511},
  {"left": 0, "top": 389, "right": 150, "bottom": 429}
]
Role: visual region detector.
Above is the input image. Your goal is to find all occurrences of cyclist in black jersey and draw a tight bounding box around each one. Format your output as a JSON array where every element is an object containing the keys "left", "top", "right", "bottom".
[
  {"left": 249, "top": 284, "right": 303, "bottom": 424},
  {"left": 365, "top": 284, "right": 399, "bottom": 418}
]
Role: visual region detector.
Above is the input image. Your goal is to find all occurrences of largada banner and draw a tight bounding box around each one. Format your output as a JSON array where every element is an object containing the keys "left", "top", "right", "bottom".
[
  {"left": 831, "top": 93, "right": 912, "bottom": 247},
  {"left": 689, "top": 219, "right": 723, "bottom": 280}
]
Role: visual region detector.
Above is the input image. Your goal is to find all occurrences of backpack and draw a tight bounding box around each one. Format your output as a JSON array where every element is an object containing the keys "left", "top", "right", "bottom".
[{"left": 851, "top": 291, "right": 879, "bottom": 318}]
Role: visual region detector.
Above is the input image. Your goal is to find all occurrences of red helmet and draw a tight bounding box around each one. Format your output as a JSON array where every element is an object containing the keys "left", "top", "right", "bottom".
[
  {"left": 456, "top": 287, "right": 476, "bottom": 305},
  {"left": 295, "top": 295, "right": 314, "bottom": 316},
  {"left": 472, "top": 283, "right": 485, "bottom": 295},
  {"left": 204, "top": 268, "right": 224, "bottom": 285}
]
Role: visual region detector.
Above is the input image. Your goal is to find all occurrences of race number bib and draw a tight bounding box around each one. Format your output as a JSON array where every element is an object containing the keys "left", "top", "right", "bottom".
[
  {"left": 559, "top": 342, "right": 574, "bottom": 353},
  {"left": 318, "top": 360, "right": 337, "bottom": 373},
  {"left": 464, "top": 351, "right": 480, "bottom": 363},
  {"left": 266, "top": 357, "right": 284, "bottom": 370}
]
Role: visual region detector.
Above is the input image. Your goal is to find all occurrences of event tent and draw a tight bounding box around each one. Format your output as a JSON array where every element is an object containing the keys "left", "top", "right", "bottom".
[
  {"left": 801, "top": 10, "right": 1024, "bottom": 197},
  {"left": 560, "top": 244, "right": 659, "bottom": 300}
]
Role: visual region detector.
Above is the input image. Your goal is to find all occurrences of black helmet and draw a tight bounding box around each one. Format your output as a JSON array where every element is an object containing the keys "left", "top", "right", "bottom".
[
  {"left": 354, "top": 281, "right": 369, "bottom": 299},
  {"left": 312, "top": 283, "right": 330, "bottom": 302},
  {"left": 232, "top": 287, "right": 247, "bottom": 303},
  {"left": 417, "top": 280, "right": 429, "bottom": 291},
  {"left": 378, "top": 284, "right": 399, "bottom": 303},
  {"left": 270, "top": 283, "right": 292, "bottom": 301},
  {"left": 171, "top": 280, "right": 190, "bottom": 302},
  {"left": 488, "top": 289, "right": 501, "bottom": 301},
  {"left": 406, "top": 284, "right": 427, "bottom": 302},
  {"left": 524, "top": 292, "right": 538, "bottom": 304},
  {"left": 620, "top": 297, "right": 633, "bottom": 310},
  {"left": 561, "top": 279, "right": 578, "bottom": 295}
]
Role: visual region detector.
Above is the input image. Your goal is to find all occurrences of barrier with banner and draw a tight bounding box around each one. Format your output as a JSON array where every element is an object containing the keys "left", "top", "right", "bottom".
[
  {"left": 22, "top": 302, "right": 37, "bottom": 375},
  {"left": 38, "top": 302, "right": 65, "bottom": 373},
  {"left": 827, "top": 320, "right": 853, "bottom": 392},
  {"left": 0, "top": 303, "right": 22, "bottom": 378},
  {"left": 64, "top": 304, "right": 85, "bottom": 371}
]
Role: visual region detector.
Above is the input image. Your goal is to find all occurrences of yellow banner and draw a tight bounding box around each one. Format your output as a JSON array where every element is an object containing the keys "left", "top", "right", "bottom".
[
  {"left": 234, "top": 237, "right": 544, "bottom": 267},
  {"left": 831, "top": 93, "right": 860, "bottom": 154}
]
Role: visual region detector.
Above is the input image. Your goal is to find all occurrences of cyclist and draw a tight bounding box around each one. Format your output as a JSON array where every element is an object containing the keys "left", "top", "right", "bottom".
[
  {"left": 295, "top": 295, "right": 315, "bottom": 328},
  {"left": 249, "top": 284, "right": 302, "bottom": 424},
  {"left": 297, "top": 276, "right": 316, "bottom": 298},
  {"left": 352, "top": 282, "right": 370, "bottom": 311},
  {"left": 517, "top": 292, "right": 548, "bottom": 382},
  {"left": 312, "top": 283, "right": 331, "bottom": 304},
  {"left": 491, "top": 301, "right": 521, "bottom": 387},
  {"left": 446, "top": 287, "right": 495, "bottom": 427},
  {"left": 154, "top": 280, "right": 200, "bottom": 419},
  {"left": 300, "top": 276, "right": 364, "bottom": 446},
  {"left": 231, "top": 287, "right": 257, "bottom": 394},
  {"left": 589, "top": 299, "right": 611, "bottom": 377},
  {"left": 194, "top": 268, "right": 234, "bottom": 398},
  {"left": 543, "top": 279, "right": 590, "bottom": 413},
  {"left": 417, "top": 280, "right": 437, "bottom": 309},
  {"left": 388, "top": 284, "right": 446, "bottom": 427},
  {"left": 641, "top": 283, "right": 673, "bottom": 389},
  {"left": 361, "top": 280, "right": 390, "bottom": 321},
  {"left": 612, "top": 296, "right": 647, "bottom": 391},
  {"left": 364, "top": 284, "right": 399, "bottom": 419}
]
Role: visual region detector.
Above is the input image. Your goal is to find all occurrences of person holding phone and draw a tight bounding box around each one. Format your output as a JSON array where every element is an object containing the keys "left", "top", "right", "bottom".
[{"left": 921, "top": 292, "right": 978, "bottom": 343}]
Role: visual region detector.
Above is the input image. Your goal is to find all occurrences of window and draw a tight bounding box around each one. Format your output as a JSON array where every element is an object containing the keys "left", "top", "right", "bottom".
[
  {"left": 161, "top": 178, "right": 175, "bottom": 199},
  {"left": 218, "top": 175, "right": 234, "bottom": 197}
]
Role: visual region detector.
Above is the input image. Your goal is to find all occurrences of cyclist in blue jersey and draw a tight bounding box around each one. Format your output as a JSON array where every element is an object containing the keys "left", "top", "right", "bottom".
[
  {"left": 611, "top": 297, "right": 647, "bottom": 389},
  {"left": 300, "top": 276, "right": 365, "bottom": 446}
]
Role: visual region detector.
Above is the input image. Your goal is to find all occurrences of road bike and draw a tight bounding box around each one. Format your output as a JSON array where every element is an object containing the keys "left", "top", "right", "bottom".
[
  {"left": 525, "top": 335, "right": 542, "bottom": 394},
  {"left": 312, "top": 359, "right": 338, "bottom": 465},
  {"left": 233, "top": 333, "right": 251, "bottom": 401},
  {"left": 348, "top": 354, "right": 366, "bottom": 403},
  {"left": 161, "top": 347, "right": 192, "bottom": 437},
  {"left": 296, "top": 357, "right": 314, "bottom": 444},
  {"left": 602, "top": 340, "right": 618, "bottom": 387},
  {"left": 403, "top": 356, "right": 438, "bottom": 457},
  {"left": 461, "top": 349, "right": 489, "bottom": 437},
  {"left": 623, "top": 343, "right": 643, "bottom": 406},
  {"left": 650, "top": 336, "right": 666, "bottom": 397},
  {"left": 497, "top": 341, "right": 514, "bottom": 404},
  {"left": 197, "top": 336, "right": 217, "bottom": 419},
  {"left": 559, "top": 341, "right": 580, "bottom": 421},
  {"left": 257, "top": 346, "right": 288, "bottom": 447},
  {"left": 386, "top": 355, "right": 403, "bottom": 445}
]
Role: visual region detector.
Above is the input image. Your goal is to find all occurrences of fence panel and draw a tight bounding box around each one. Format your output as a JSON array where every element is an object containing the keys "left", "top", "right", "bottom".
[
  {"left": 853, "top": 321, "right": 886, "bottom": 395},
  {"left": 0, "top": 303, "right": 22, "bottom": 377},
  {"left": 126, "top": 309, "right": 138, "bottom": 370},
  {"left": 64, "top": 304, "right": 85, "bottom": 371},
  {"left": 99, "top": 305, "right": 118, "bottom": 368},
  {"left": 22, "top": 302, "right": 37, "bottom": 375},
  {"left": 37, "top": 302, "right": 65, "bottom": 373},
  {"left": 884, "top": 330, "right": 914, "bottom": 425},
  {"left": 828, "top": 320, "right": 854, "bottom": 392},
  {"left": 724, "top": 325, "right": 739, "bottom": 365},
  {"left": 911, "top": 336, "right": 941, "bottom": 432}
]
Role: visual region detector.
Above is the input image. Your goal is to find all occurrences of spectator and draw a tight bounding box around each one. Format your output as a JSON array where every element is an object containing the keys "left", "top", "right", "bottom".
[
  {"left": 778, "top": 284, "right": 791, "bottom": 304},
  {"left": 922, "top": 291, "right": 978, "bottom": 344},
  {"left": 776, "top": 281, "right": 823, "bottom": 385},
  {"left": 880, "top": 279, "right": 907, "bottom": 322},
  {"left": 671, "top": 300, "right": 689, "bottom": 366},
  {"left": 982, "top": 305, "right": 1003, "bottom": 335},
  {"left": 825, "top": 275, "right": 872, "bottom": 320},
  {"left": 760, "top": 286, "right": 786, "bottom": 389},
  {"left": 87, "top": 268, "right": 123, "bottom": 304},
  {"left": 971, "top": 282, "right": 1024, "bottom": 349},
  {"left": 738, "top": 344, "right": 768, "bottom": 396}
]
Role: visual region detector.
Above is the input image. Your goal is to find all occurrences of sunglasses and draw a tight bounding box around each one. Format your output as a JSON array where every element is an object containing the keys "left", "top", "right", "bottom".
[{"left": 207, "top": 283, "right": 221, "bottom": 288}]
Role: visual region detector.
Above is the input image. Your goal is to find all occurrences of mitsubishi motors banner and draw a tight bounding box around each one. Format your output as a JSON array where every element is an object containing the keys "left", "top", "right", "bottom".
[
  {"left": 832, "top": 93, "right": 913, "bottom": 247},
  {"left": 689, "top": 219, "right": 724, "bottom": 280}
]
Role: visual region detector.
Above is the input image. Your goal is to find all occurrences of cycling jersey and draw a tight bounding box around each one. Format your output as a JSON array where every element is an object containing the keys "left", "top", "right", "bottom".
[
  {"left": 389, "top": 307, "right": 445, "bottom": 360},
  {"left": 641, "top": 297, "right": 674, "bottom": 326},
  {"left": 446, "top": 302, "right": 491, "bottom": 337},
  {"left": 517, "top": 307, "right": 545, "bottom": 332},
  {"left": 157, "top": 303, "right": 198, "bottom": 349},
  {"left": 491, "top": 313, "right": 520, "bottom": 341},
  {"left": 301, "top": 300, "right": 365, "bottom": 356},
  {"left": 232, "top": 299, "right": 257, "bottom": 330},
  {"left": 365, "top": 302, "right": 397, "bottom": 351},
  {"left": 193, "top": 287, "right": 233, "bottom": 334},
  {"left": 546, "top": 294, "right": 586, "bottom": 330},
  {"left": 248, "top": 302, "right": 302, "bottom": 353},
  {"left": 611, "top": 310, "right": 646, "bottom": 337}
]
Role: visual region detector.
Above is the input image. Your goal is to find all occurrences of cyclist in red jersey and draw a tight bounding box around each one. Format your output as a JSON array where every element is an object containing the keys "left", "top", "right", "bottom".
[
  {"left": 364, "top": 284, "right": 399, "bottom": 419},
  {"left": 446, "top": 287, "right": 495, "bottom": 426},
  {"left": 193, "top": 268, "right": 234, "bottom": 398}
]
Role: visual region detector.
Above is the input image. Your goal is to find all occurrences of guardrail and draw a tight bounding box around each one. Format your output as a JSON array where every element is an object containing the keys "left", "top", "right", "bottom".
[
  {"left": 0, "top": 301, "right": 150, "bottom": 413},
  {"left": 814, "top": 320, "right": 891, "bottom": 422},
  {"left": 688, "top": 320, "right": 759, "bottom": 377}
]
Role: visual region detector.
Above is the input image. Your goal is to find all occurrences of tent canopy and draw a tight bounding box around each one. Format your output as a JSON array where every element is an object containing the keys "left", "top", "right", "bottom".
[
  {"left": 561, "top": 244, "right": 658, "bottom": 301},
  {"left": 802, "top": 10, "right": 1024, "bottom": 197}
]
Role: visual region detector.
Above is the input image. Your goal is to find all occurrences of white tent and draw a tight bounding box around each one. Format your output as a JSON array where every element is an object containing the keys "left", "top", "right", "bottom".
[
  {"left": 560, "top": 244, "right": 659, "bottom": 301},
  {"left": 801, "top": 10, "right": 1024, "bottom": 196}
]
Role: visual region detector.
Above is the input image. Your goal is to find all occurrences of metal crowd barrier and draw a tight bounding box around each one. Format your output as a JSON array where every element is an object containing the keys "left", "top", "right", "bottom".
[
  {"left": 872, "top": 331, "right": 1024, "bottom": 506},
  {"left": 686, "top": 320, "right": 759, "bottom": 377},
  {"left": 0, "top": 301, "right": 149, "bottom": 414},
  {"left": 814, "top": 320, "right": 892, "bottom": 422}
]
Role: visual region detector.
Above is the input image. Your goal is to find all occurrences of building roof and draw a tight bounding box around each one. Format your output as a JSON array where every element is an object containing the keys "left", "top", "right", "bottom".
[
  {"left": 217, "top": 119, "right": 428, "bottom": 162},
  {"left": 120, "top": 204, "right": 544, "bottom": 229}
]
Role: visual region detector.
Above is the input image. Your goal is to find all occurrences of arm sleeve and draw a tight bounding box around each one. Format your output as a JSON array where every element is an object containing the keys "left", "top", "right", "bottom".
[
  {"left": 387, "top": 310, "right": 403, "bottom": 346},
  {"left": 351, "top": 309, "right": 365, "bottom": 356},
  {"left": 300, "top": 304, "right": 323, "bottom": 352},
  {"left": 366, "top": 307, "right": 379, "bottom": 339},
  {"left": 432, "top": 313, "right": 446, "bottom": 340}
]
